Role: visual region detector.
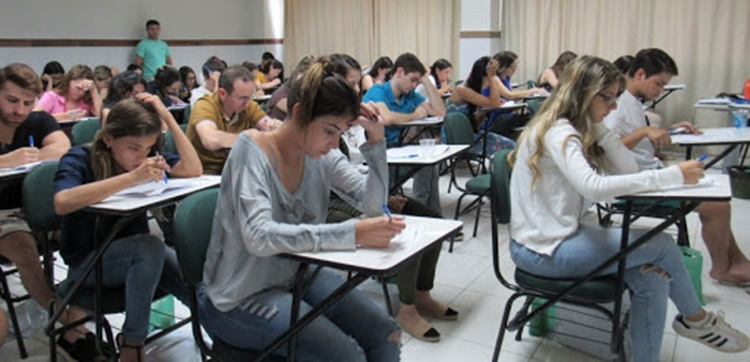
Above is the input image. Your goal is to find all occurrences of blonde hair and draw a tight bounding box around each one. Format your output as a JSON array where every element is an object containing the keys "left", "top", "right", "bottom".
[{"left": 510, "top": 55, "right": 624, "bottom": 187}]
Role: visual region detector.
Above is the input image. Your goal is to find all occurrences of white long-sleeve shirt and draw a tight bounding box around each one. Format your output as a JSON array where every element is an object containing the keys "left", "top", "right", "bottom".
[{"left": 510, "top": 119, "right": 683, "bottom": 256}]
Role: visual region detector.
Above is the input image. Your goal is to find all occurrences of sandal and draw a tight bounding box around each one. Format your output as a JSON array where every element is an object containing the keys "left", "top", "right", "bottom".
[
  {"left": 396, "top": 314, "right": 441, "bottom": 343},
  {"left": 56, "top": 332, "right": 98, "bottom": 362},
  {"left": 416, "top": 302, "right": 459, "bottom": 321},
  {"left": 117, "top": 333, "right": 144, "bottom": 362}
]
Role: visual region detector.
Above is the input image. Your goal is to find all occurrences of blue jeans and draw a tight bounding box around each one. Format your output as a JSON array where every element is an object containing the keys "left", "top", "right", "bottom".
[
  {"left": 198, "top": 268, "right": 401, "bottom": 362},
  {"left": 69, "top": 234, "right": 188, "bottom": 343},
  {"left": 510, "top": 225, "right": 702, "bottom": 362}
]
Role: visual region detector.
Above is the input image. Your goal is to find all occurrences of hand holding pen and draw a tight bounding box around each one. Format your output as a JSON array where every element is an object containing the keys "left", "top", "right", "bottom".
[
  {"left": 353, "top": 204, "right": 406, "bottom": 248},
  {"left": 677, "top": 154, "right": 707, "bottom": 185}
]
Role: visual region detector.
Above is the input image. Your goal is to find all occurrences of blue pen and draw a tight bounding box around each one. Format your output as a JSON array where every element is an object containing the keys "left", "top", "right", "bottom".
[
  {"left": 668, "top": 127, "right": 687, "bottom": 135},
  {"left": 382, "top": 204, "right": 393, "bottom": 222},
  {"left": 697, "top": 154, "right": 709, "bottom": 162},
  {"left": 28, "top": 135, "right": 34, "bottom": 147}
]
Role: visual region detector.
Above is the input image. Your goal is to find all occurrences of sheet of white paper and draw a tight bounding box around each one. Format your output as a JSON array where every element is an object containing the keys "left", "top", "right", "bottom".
[
  {"left": 659, "top": 177, "right": 715, "bottom": 191},
  {"left": 112, "top": 178, "right": 196, "bottom": 198}
]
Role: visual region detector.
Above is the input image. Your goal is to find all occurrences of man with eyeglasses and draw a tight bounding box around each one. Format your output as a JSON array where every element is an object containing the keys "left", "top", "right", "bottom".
[{"left": 604, "top": 48, "right": 750, "bottom": 287}]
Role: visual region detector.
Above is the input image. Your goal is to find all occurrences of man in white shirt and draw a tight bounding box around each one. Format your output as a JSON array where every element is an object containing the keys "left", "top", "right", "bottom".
[
  {"left": 189, "top": 58, "right": 226, "bottom": 106},
  {"left": 604, "top": 48, "right": 750, "bottom": 286}
]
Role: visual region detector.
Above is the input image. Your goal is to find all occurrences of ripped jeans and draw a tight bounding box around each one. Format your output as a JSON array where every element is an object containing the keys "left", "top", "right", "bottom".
[
  {"left": 197, "top": 268, "right": 401, "bottom": 362},
  {"left": 510, "top": 224, "right": 702, "bottom": 362}
]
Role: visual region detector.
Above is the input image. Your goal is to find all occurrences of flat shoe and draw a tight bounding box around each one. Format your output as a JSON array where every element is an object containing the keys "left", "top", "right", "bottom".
[
  {"left": 417, "top": 302, "right": 459, "bottom": 321},
  {"left": 396, "top": 315, "right": 441, "bottom": 343},
  {"left": 718, "top": 279, "right": 750, "bottom": 288}
]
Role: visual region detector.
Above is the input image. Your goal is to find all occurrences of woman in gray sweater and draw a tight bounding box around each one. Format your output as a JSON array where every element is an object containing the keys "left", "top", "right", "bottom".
[{"left": 199, "top": 57, "right": 404, "bottom": 361}]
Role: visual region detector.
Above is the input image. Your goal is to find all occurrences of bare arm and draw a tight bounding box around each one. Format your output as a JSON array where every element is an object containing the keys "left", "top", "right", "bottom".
[
  {"left": 497, "top": 77, "right": 547, "bottom": 100},
  {"left": 38, "top": 130, "right": 70, "bottom": 160},
  {"left": 540, "top": 68, "right": 559, "bottom": 87},
  {"left": 417, "top": 73, "right": 446, "bottom": 117},
  {"left": 194, "top": 120, "right": 240, "bottom": 150},
  {"left": 166, "top": 55, "right": 173, "bottom": 66},
  {"left": 620, "top": 126, "right": 672, "bottom": 149},
  {"left": 362, "top": 75, "right": 375, "bottom": 92},
  {"left": 134, "top": 56, "right": 144, "bottom": 67},
  {"left": 373, "top": 103, "right": 427, "bottom": 126}
]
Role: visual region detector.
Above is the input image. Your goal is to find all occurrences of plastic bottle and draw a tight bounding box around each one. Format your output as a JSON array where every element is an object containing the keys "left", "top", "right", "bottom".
[
  {"left": 7, "top": 299, "right": 47, "bottom": 338},
  {"left": 744, "top": 78, "right": 750, "bottom": 100},
  {"left": 733, "top": 110, "right": 749, "bottom": 129}
]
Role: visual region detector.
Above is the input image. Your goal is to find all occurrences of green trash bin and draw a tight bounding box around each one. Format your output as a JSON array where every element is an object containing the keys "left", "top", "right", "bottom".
[
  {"left": 528, "top": 297, "right": 557, "bottom": 337},
  {"left": 149, "top": 295, "right": 175, "bottom": 330},
  {"left": 728, "top": 166, "right": 750, "bottom": 199}
]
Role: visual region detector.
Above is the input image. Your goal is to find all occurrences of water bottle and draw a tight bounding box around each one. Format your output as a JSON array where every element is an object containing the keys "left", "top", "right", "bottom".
[
  {"left": 733, "top": 110, "right": 749, "bottom": 129},
  {"left": 7, "top": 299, "right": 47, "bottom": 338}
]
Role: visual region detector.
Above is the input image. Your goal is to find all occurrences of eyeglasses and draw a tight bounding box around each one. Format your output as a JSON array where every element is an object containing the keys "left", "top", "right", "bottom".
[{"left": 596, "top": 92, "right": 619, "bottom": 106}]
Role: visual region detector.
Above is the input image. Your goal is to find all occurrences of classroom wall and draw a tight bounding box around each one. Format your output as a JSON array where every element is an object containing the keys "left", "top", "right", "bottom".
[
  {"left": 0, "top": 0, "right": 284, "bottom": 82},
  {"left": 459, "top": 0, "right": 503, "bottom": 80}
]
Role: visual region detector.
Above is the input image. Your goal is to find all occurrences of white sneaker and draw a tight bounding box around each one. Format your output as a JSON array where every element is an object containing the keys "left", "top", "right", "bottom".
[{"left": 673, "top": 311, "right": 750, "bottom": 353}]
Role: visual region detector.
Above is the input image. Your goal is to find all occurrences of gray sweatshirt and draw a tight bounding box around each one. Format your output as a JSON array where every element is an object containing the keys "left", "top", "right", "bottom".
[{"left": 203, "top": 132, "right": 389, "bottom": 312}]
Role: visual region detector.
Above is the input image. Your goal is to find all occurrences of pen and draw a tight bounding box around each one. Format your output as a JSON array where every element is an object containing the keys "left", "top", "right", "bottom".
[
  {"left": 28, "top": 135, "right": 34, "bottom": 147},
  {"left": 382, "top": 204, "right": 393, "bottom": 222},
  {"left": 669, "top": 127, "right": 687, "bottom": 135},
  {"left": 155, "top": 151, "right": 168, "bottom": 183},
  {"left": 697, "top": 154, "right": 709, "bottom": 162}
]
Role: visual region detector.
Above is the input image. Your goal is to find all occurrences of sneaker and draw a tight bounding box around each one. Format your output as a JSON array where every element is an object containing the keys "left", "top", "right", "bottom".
[
  {"left": 673, "top": 311, "right": 750, "bottom": 353},
  {"left": 57, "top": 332, "right": 99, "bottom": 362}
]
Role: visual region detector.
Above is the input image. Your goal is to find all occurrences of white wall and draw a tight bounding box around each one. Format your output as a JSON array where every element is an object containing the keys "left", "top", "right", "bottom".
[
  {"left": 458, "top": 0, "right": 503, "bottom": 79},
  {"left": 0, "top": 0, "right": 284, "bottom": 81}
]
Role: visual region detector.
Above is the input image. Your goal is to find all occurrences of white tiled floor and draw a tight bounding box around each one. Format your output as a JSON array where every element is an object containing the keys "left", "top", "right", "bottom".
[{"left": 3, "top": 161, "right": 750, "bottom": 361}]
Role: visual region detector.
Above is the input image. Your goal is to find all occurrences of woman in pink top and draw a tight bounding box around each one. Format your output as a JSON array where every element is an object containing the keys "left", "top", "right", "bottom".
[{"left": 34, "top": 64, "right": 102, "bottom": 121}]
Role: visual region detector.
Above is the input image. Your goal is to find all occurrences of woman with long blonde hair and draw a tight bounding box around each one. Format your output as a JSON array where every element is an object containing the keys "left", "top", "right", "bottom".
[{"left": 509, "top": 56, "right": 748, "bottom": 361}]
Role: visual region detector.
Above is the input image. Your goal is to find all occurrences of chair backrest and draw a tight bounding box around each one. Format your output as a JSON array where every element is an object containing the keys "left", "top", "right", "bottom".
[
  {"left": 526, "top": 98, "right": 543, "bottom": 118},
  {"left": 164, "top": 124, "right": 188, "bottom": 154},
  {"left": 72, "top": 118, "right": 101, "bottom": 146},
  {"left": 490, "top": 149, "right": 515, "bottom": 289},
  {"left": 22, "top": 161, "right": 61, "bottom": 233},
  {"left": 443, "top": 112, "right": 476, "bottom": 146},
  {"left": 173, "top": 188, "right": 220, "bottom": 285}
]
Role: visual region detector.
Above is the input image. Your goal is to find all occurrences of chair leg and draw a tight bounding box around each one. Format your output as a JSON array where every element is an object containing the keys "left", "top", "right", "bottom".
[
  {"left": 677, "top": 216, "right": 690, "bottom": 247},
  {"left": 473, "top": 197, "right": 483, "bottom": 237},
  {"left": 493, "top": 293, "right": 524, "bottom": 362},
  {"left": 0, "top": 271, "right": 28, "bottom": 359},
  {"left": 380, "top": 278, "right": 394, "bottom": 317}
]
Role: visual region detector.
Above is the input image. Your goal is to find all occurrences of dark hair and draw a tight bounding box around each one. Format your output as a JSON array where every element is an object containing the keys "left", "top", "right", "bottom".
[
  {"left": 42, "top": 61, "right": 65, "bottom": 77},
  {"left": 93, "top": 65, "right": 113, "bottom": 82},
  {"left": 262, "top": 59, "right": 285, "bottom": 81},
  {"left": 127, "top": 64, "right": 142, "bottom": 72},
  {"left": 429, "top": 58, "right": 452, "bottom": 88},
  {"left": 613, "top": 55, "right": 634, "bottom": 75},
  {"left": 242, "top": 61, "right": 259, "bottom": 73},
  {"left": 104, "top": 71, "right": 146, "bottom": 105},
  {"left": 146, "top": 19, "right": 160, "bottom": 28},
  {"left": 389, "top": 53, "right": 426, "bottom": 79},
  {"left": 550, "top": 51, "right": 577, "bottom": 78},
  {"left": 628, "top": 48, "right": 678, "bottom": 78},
  {"left": 219, "top": 65, "right": 254, "bottom": 94},
  {"left": 262, "top": 52, "right": 275, "bottom": 62},
  {"left": 0, "top": 63, "right": 43, "bottom": 95},
  {"left": 286, "top": 57, "right": 361, "bottom": 130},
  {"left": 178, "top": 66, "right": 198, "bottom": 88},
  {"left": 329, "top": 54, "right": 361, "bottom": 79},
  {"left": 56, "top": 64, "right": 94, "bottom": 105},
  {"left": 201, "top": 58, "right": 227, "bottom": 78},
  {"left": 91, "top": 99, "right": 163, "bottom": 180},
  {"left": 367, "top": 56, "right": 393, "bottom": 78},
  {"left": 153, "top": 66, "right": 180, "bottom": 97},
  {"left": 287, "top": 56, "right": 317, "bottom": 83},
  {"left": 464, "top": 56, "right": 492, "bottom": 128},
  {"left": 492, "top": 51, "right": 518, "bottom": 75}
]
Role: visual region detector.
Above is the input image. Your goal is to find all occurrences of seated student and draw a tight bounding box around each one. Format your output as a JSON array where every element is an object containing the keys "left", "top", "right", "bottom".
[
  {"left": 147, "top": 66, "right": 185, "bottom": 108},
  {"left": 604, "top": 48, "right": 750, "bottom": 286},
  {"left": 361, "top": 56, "right": 393, "bottom": 94},
  {"left": 613, "top": 55, "right": 635, "bottom": 74},
  {"left": 483, "top": 51, "right": 547, "bottom": 136},
  {"left": 259, "top": 59, "right": 284, "bottom": 91},
  {"left": 93, "top": 65, "right": 116, "bottom": 102},
  {"left": 189, "top": 58, "right": 226, "bottom": 106},
  {"left": 34, "top": 64, "right": 102, "bottom": 121},
  {"left": 511, "top": 55, "right": 750, "bottom": 361},
  {"left": 41, "top": 61, "right": 65, "bottom": 93},
  {"left": 53, "top": 94, "right": 201, "bottom": 362},
  {"left": 363, "top": 52, "right": 446, "bottom": 214},
  {"left": 199, "top": 56, "right": 402, "bottom": 361},
  {"left": 266, "top": 56, "right": 316, "bottom": 120},
  {"left": 101, "top": 70, "right": 147, "bottom": 124},
  {"left": 178, "top": 66, "right": 198, "bottom": 103},
  {"left": 241, "top": 61, "right": 266, "bottom": 97},
  {"left": 0, "top": 63, "right": 96, "bottom": 360},
  {"left": 416, "top": 58, "right": 452, "bottom": 98},
  {"left": 259, "top": 51, "right": 275, "bottom": 71},
  {"left": 536, "top": 50, "right": 577, "bottom": 91},
  {"left": 126, "top": 63, "right": 143, "bottom": 77},
  {"left": 187, "top": 65, "right": 281, "bottom": 175},
  {"left": 445, "top": 56, "right": 516, "bottom": 155}
]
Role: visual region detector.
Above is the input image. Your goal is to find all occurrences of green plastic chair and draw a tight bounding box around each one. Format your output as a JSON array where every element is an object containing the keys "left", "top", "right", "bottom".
[
  {"left": 173, "top": 189, "right": 281, "bottom": 361},
  {"left": 72, "top": 117, "right": 101, "bottom": 146},
  {"left": 488, "top": 150, "right": 625, "bottom": 361},
  {"left": 164, "top": 124, "right": 188, "bottom": 154},
  {"left": 443, "top": 113, "right": 491, "bottom": 241}
]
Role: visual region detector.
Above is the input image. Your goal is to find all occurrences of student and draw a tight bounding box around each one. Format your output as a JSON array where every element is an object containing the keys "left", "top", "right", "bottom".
[
  {"left": 134, "top": 19, "right": 173, "bottom": 80},
  {"left": 241, "top": 61, "right": 266, "bottom": 97},
  {"left": 260, "top": 59, "right": 284, "bottom": 90},
  {"left": 127, "top": 63, "right": 143, "bottom": 77},
  {"left": 445, "top": 56, "right": 516, "bottom": 154},
  {"left": 266, "top": 56, "right": 316, "bottom": 120},
  {"left": 102, "top": 70, "right": 147, "bottom": 124},
  {"left": 199, "top": 56, "right": 402, "bottom": 361},
  {"left": 34, "top": 64, "right": 102, "bottom": 121},
  {"left": 613, "top": 55, "right": 634, "bottom": 75},
  {"left": 189, "top": 58, "right": 226, "bottom": 106},
  {"left": 187, "top": 65, "right": 281, "bottom": 175},
  {"left": 604, "top": 48, "right": 750, "bottom": 286},
  {"left": 41, "top": 61, "right": 65, "bottom": 92},
  {"left": 260, "top": 51, "right": 275, "bottom": 70},
  {"left": 363, "top": 52, "right": 446, "bottom": 214},
  {"left": 361, "top": 56, "right": 393, "bottom": 93},
  {"left": 54, "top": 94, "right": 201, "bottom": 362},
  {"left": 536, "top": 50, "right": 577, "bottom": 91},
  {"left": 510, "top": 55, "right": 749, "bottom": 361},
  {"left": 178, "top": 66, "right": 197, "bottom": 103},
  {"left": 0, "top": 63, "right": 96, "bottom": 361},
  {"left": 93, "top": 65, "right": 116, "bottom": 102},
  {"left": 147, "top": 66, "right": 184, "bottom": 107},
  {"left": 416, "top": 58, "right": 452, "bottom": 98}
]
